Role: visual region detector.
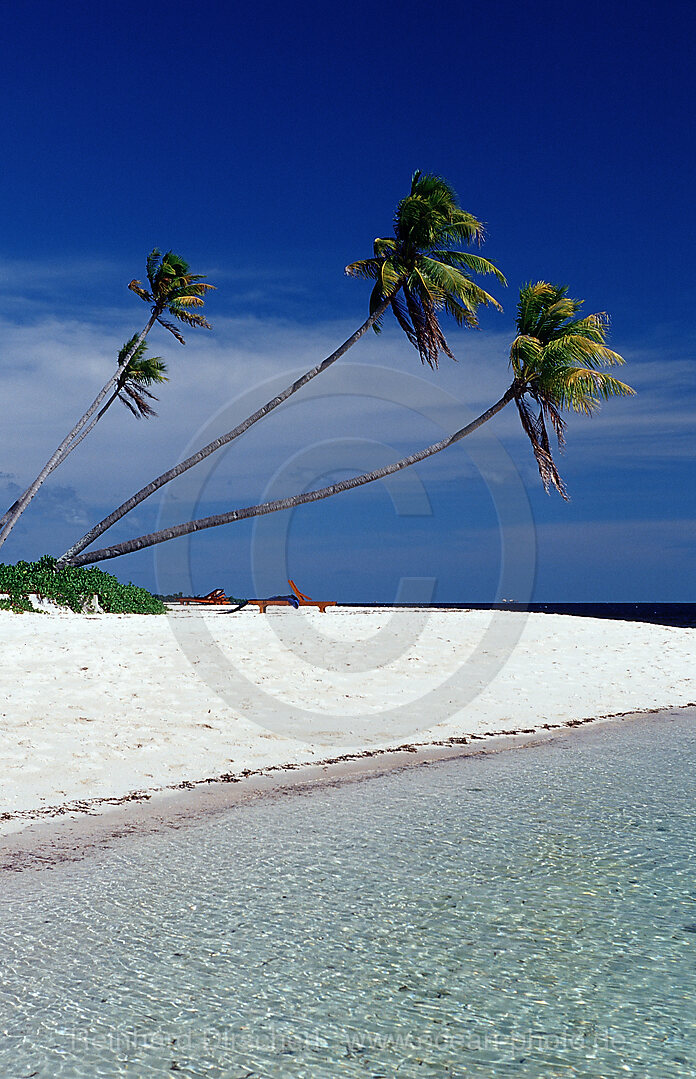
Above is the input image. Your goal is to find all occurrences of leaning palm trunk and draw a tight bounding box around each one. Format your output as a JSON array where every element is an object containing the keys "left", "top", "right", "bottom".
[
  {"left": 0, "top": 391, "right": 121, "bottom": 533},
  {"left": 60, "top": 174, "right": 504, "bottom": 565},
  {"left": 58, "top": 294, "right": 397, "bottom": 565},
  {"left": 22, "top": 384, "right": 125, "bottom": 486},
  {"left": 0, "top": 355, "right": 161, "bottom": 534},
  {"left": 66, "top": 384, "right": 517, "bottom": 567},
  {"left": 0, "top": 387, "right": 126, "bottom": 534},
  {"left": 50, "top": 387, "right": 122, "bottom": 459},
  {"left": 0, "top": 311, "right": 160, "bottom": 550}
]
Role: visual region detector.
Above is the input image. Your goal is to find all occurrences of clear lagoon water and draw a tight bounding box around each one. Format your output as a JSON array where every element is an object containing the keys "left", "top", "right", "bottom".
[{"left": 1, "top": 711, "right": 695, "bottom": 1078}]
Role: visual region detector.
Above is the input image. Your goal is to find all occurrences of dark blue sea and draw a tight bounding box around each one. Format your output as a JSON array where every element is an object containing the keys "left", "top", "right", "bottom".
[{"left": 343, "top": 602, "right": 696, "bottom": 629}]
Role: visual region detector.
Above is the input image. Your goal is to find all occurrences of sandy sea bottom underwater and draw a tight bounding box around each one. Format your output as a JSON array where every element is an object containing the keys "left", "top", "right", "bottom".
[{"left": 1, "top": 710, "right": 695, "bottom": 1078}]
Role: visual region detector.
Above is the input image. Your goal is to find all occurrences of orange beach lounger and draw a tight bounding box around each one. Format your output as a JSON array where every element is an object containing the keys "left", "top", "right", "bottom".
[
  {"left": 247, "top": 581, "right": 337, "bottom": 614},
  {"left": 175, "top": 582, "right": 336, "bottom": 613},
  {"left": 175, "top": 589, "right": 228, "bottom": 605},
  {"left": 288, "top": 579, "right": 336, "bottom": 613}
]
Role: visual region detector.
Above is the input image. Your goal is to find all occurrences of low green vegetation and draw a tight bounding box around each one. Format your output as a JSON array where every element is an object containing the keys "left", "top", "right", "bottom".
[{"left": 0, "top": 555, "right": 165, "bottom": 614}]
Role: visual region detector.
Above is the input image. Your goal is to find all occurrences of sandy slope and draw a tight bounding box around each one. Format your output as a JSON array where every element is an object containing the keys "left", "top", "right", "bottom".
[{"left": 1, "top": 606, "right": 694, "bottom": 831}]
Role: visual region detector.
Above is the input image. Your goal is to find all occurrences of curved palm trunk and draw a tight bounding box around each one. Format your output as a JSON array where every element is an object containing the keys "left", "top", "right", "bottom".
[
  {"left": 67, "top": 384, "right": 516, "bottom": 567},
  {"left": 0, "top": 312, "right": 160, "bottom": 551},
  {"left": 52, "top": 387, "right": 122, "bottom": 461},
  {"left": 0, "top": 389, "right": 120, "bottom": 534},
  {"left": 58, "top": 294, "right": 397, "bottom": 565},
  {"left": 0, "top": 501, "right": 19, "bottom": 531}
]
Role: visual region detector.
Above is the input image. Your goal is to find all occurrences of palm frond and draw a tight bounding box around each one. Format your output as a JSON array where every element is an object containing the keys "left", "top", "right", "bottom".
[
  {"left": 369, "top": 279, "right": 386, "bottom": 333},
  {"left": 540, "top": 398, "right": 567, "bottom": 447},
  {"left": 430, "top": 248, "right": 507, "bottom": 285},
  {"left": 516, "top": 282, "right": 558, "bottom": 335},
  {"left": 373, "top": 236, "right": 397, "bottom": 257},
  {"left": 117, "top": 337, "right": 168, "bottom": 388},
  {"left": 345, "top": 258, "right": 381, "bottom": 280},
  {"left": 390, "top": 294, "right": 419, "bottom": 351},
  {"left": 128, "top": 280, "right": 152, "bottom": 303},
  {"left": 380, "top": 259, "right": 404, "bottom": 296},
  {"left": 410, "top": 170, "right": 456, "bottom": 203},
  {"left": 418, "top": 257, "right": 504, "bottom": 313},
  {"left": 405, "top": 287, "right": 438, "bottom": 367},
  {"left": 117, "top": 335, "right": 148, "bottom": 368},
  {"left": 169, "top": 294, "right": 206, "bottom": 308},
  {"left": 146, "top": 249, "right": 162, "bottom": 289},
  {"left": 348, "top": 171, "right": 505, "bottom": 366},
  {"left": 509, "top": 334, "right": 543, "bottom": 378},
  {"left": 436, "top": 218, "right": 487, "bottom": 247},
  {"left": 543, "top": 334, "right": 625, "bottom": 370},
  {"left": 443, "top": 294, "right": 479, "bottom": 329},
  {"left": 118, "top": 382, "right": 158, "bottom": 419},
  {"left": 536, "top": 295, "right": 581, "bottom": 334},
  {"left": 511, "top": 281, "right": 634, "bottom": 498},
  {"left": 559, "top": 312, "right": 611, "bottom": 345},
  {"left": 539, "top": 367, "right": 636, "bottom": 414},
  {"left": 166, "top": 305, "right": 212, "bottom": 329},
  {"left": 515, "top": 394, "right": 569, "bottom": 499},
  {"left": 168, "top": 280, "right": 215, "bottom": 297},
  {"left": 114, "top": 336, "right": 168, "bottom": 419},
  {"left": 156, "top": 316, "right": 186, "bottom": 344},
  {"left": 417, "top": 256, "right": 474, "bottom": 297},
  {"left": 137, "top": 250, "right": 213, "bottom": 333},
  {"left": 404, "top": 281, "right": 454, "bottom": 369},
  {"left": 124, "top": 357, "right": 168, "bottom": 387},
  {"left": 409, "top": 266, "right": 446, "bottom": 308}
]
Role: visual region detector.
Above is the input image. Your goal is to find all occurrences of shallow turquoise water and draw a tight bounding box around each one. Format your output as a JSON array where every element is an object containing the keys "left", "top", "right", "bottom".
[{"left": 1, "top": 711, "right": 695, "bottom": 1078}]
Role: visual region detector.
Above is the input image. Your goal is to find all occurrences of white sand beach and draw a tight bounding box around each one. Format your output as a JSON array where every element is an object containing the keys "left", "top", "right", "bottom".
[{"left": 1, "top": 606, "right": 694, "bottom": 836}]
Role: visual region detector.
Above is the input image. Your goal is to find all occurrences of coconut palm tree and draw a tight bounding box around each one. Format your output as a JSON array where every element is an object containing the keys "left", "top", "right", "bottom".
[
  {"left": 58, "top": 172, "right": 505, "bottom": 566},
  {"left": 53, "top": 338, "right": 168, "bottom": 458},
  {"left": 111, "top": 338, "right": 168, "bottom": 419},
  {"left": 0, "top": 339, "right": 168, "bottom": 531},
  {"left": 346, "top": 170, "right": 506, "bottom": 368},
  {"left": 64, "top": 282, "right": 634, "bottom": 568},
  {"left": 509, "top": 281, "right": 634, "bottom": 498},
  {"left": 0, "top": 251, "right": 212, "bottom": 550},
  {"left": 127, "top": 249, "right": 213, "bottom": 343}
]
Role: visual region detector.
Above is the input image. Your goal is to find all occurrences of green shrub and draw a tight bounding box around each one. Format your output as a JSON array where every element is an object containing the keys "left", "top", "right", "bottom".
[
  {"left": 0, "top": 596, "right": 33, "bottom": 613},
  {"left": 0, "top": 556, "right": 165, "bottom": 614}
]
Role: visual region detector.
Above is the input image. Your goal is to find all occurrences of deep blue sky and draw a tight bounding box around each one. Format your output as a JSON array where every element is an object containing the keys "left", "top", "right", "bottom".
[{"left": 1, "top": 0, "right": 694, "bottom": 600}]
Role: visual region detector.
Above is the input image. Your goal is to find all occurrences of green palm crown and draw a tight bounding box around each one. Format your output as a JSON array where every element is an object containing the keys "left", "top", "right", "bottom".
[
  {"left": 115, "top": 337, "right": 168, "bottom": 418},
  {"left": 128, "top": 249, "right": 215, "bottom": 344},
  {"left": 345, "top": 171, "right": 506, "bottom": 369},
  {"left": 511, "top": 282, "right": 635, "bottom": 498}
]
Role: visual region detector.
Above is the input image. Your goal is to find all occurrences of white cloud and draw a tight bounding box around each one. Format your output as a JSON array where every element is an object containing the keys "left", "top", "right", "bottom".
[{"left": 0, "top": 290, "right": 693, "bottom": 572}]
